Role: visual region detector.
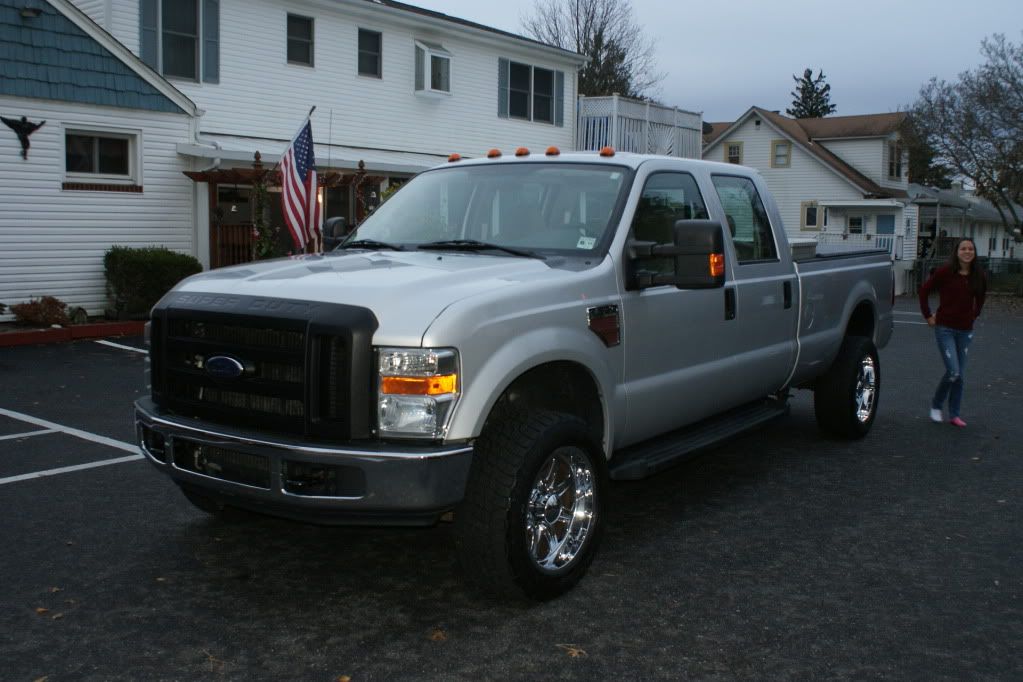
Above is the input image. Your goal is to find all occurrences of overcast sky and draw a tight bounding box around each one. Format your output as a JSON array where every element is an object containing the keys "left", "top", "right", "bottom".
[{"left": 410, "top": 0, "right": 1023, "bottom": 122}]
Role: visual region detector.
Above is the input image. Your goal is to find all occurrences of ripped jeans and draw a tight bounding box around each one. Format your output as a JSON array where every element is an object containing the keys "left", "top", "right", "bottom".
[{"left": 932, "top": 325, "right": 975, "bottom": 419}]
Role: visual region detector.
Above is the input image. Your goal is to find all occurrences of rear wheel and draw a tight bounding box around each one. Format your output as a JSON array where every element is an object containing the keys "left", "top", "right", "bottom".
[
  {"left": 813, "top": 336, "right": 880, "bottom": 439},
  {"left": 454, "top": 408, "right": 607, "bottom": 600}
]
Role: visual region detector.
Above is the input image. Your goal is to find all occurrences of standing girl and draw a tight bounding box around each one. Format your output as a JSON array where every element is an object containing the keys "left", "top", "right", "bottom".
[{"left": 918, "top": 238, "right": 987, "bottom": 427}]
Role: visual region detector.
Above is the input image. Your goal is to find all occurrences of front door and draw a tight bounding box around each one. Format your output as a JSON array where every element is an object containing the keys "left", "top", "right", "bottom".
[{"left": 619, "top": 171, "right": 751, "bottom": 444}]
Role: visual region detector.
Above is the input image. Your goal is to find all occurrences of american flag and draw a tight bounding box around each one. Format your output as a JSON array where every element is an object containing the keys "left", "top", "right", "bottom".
[{"left": 280, "top": 119, "right": 321, "bottom": 251}]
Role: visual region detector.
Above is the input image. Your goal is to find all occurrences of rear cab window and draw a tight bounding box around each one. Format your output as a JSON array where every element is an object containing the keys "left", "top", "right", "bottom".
[{"left": 710, "top": 174, "right": 779, "bottom": 264}]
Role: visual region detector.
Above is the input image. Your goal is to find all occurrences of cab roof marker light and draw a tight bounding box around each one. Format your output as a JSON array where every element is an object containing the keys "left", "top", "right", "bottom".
[
  {"left": 515, "top": 147, "right": 530, "bottom": 157},
  {"left": 487, "top": 148, "right": 502, "bottom": 158},
  {"left": 448, "top": 153, "right": 462, "bottom": 162},
  {"left": 599, "top": 146, "right": 615, "bottom": 157},
  {"left": 545, "top": 146, "right": 560, "bottom": 156}
]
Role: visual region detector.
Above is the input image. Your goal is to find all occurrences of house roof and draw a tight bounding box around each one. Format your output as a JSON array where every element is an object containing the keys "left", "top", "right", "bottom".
[
  {"left": 910, "top": 183, "right": 1023, "bottom": 224},
  {"left": 0, "top": 0, "right": 197, "bottom": 116},
  {"left": 356, "top": 0, "right": 586, "bottom": 63},
  {"left": 704, "top": 107, "right": 908, "bottom": 199}
]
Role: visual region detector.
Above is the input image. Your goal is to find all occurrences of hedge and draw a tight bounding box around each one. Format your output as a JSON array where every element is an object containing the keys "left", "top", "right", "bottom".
[{"left": 104, "top": 246, "right": 202, "bottom": 319}]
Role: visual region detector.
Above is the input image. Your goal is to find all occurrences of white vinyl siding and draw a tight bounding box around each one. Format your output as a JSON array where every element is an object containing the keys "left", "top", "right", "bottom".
[
  {"left": 0, "top": 97, "right": 195, "bottom": 317},
  {"left": 817, "top": 138, "right": 887, "bottom": 185},
  {"left": 94, "top": 0, "right": 578, "bottom": 158}
]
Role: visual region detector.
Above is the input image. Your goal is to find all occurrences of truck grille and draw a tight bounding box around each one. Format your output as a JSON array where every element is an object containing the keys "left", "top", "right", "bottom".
[{"left": 149, "top": 294, "right": 378, "bottom": 440}]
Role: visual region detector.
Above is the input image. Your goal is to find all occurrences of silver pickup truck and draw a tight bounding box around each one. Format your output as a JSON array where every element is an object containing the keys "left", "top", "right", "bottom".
[{"left": 135, "top": 151, "right": 893, "bottom": 600}]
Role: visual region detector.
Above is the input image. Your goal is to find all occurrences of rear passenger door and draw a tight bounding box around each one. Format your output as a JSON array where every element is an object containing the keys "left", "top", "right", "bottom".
[{"left": 710, "top": 174, "right": 798, "bottom": 396}]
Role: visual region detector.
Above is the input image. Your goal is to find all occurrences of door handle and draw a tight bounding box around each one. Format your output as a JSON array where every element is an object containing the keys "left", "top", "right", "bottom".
[
  {"left": 783, "top": 281, "right": 792, "bottom": 309},
  {"left": 724, "top": 287, "right": 736, "bottom": 320}
]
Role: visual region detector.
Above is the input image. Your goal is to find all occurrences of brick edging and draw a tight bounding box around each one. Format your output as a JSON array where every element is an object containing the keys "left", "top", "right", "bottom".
[{"left": 0, "top": 321, "right": 145, "bottom": 347}]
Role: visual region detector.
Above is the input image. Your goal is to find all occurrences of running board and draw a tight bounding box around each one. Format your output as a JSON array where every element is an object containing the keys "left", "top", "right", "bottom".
[{"left": 608, "top": 398, "right": 790, "bottom": 481}]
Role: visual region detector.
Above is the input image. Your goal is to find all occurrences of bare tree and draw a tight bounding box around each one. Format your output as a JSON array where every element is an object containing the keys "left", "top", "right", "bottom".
[
  {"left": 911, "top": 33, "right": 1023, "bottom": 237},
  {"left": 521, "top": 0, "right": 664, "bottom": 99}
]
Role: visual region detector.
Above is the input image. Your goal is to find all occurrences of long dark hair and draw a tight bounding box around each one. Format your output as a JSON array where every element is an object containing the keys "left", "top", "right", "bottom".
[{"left": 946, "top": 237, "right": 986, "bottom": 296}]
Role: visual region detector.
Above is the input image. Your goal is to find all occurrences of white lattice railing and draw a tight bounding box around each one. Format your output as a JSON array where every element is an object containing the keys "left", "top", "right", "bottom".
[
  {"left": 816, "top": 232, "right": 904, "bottom": 260},
  {"left": 577, "top": 95, "right": 703, "bottom": 159}
]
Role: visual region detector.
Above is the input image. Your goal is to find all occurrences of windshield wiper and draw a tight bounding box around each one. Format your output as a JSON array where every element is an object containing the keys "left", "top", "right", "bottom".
[
  {"left": 337, "top": 239, "right": 405, "bottom": 251},
  {"left": 417, "top": 239, "right": 545, "bottom": 260}
]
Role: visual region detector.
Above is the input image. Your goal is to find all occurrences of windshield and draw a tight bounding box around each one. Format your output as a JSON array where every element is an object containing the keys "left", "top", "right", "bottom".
[{"left": 345, "top": 163, "right": 629, "bottom": 253}]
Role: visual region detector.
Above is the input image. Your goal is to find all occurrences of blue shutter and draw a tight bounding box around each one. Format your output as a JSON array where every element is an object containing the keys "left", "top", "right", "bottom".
[
  {"left": 554, "top": 70, "right": 564, "bottom": 127},
  {"left": 202, "top": 0, "right": 219, "bottom": 83},
  {"left": 497, "top": 58, "right": 509, "bottom": 118},
  {"left": 139, "top": 0, "right": 158, "bottom": 70}
]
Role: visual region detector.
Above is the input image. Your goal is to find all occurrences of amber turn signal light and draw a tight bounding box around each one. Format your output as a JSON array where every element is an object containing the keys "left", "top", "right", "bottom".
[
  {"left": 381, "top": 375, "right": 458, "bottom": 396},
  {"left": 709, "top": 253, "right": 725, "bottom": 277}
]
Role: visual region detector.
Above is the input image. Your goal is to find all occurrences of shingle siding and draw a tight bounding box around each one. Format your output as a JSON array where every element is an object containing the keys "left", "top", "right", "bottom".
[{"left": 0, "top": 0, "right": 183, "bottom": 114}]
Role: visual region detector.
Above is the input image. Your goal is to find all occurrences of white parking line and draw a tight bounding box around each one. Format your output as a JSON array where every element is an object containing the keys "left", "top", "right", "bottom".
[
  {"left": 895, "top": 320, "right": 929, "bottom": 325},
  {"left": 0, "top": 428, "right": 57, "bottom": 442},
  {"left": 0, "top": 455, "right": 144, "bottom": 485},
  {"left": 0, "top": 407, "right": 142, "bottom": 486},
  {"left": 94, "top": 340, "right": 148, "bottom": 354}
]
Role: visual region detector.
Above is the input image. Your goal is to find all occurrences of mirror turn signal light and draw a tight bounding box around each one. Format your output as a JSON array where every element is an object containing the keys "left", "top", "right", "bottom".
[
  {"left": 709, "top": 253, "right": 725, "bottom": 277},
  {"left": 381, "top": 374, "right": 458, "bottom": 395},
  {"left": 487, "top": 148, "right": 502, "bottom": 158}
]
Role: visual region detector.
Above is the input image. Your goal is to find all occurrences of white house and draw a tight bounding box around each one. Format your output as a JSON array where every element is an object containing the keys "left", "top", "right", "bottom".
[
  {"left": 704, "top": 107, "right": 918, "bottom": 293},
  {"left": 0, "top": 0, "right": 199, "bottom": 318},
  {"left": 910, "top": 183, "right": 1020, "bottom": 262},
  {"left": 69, "top": 0, "right": 587, "bottom": 269}
]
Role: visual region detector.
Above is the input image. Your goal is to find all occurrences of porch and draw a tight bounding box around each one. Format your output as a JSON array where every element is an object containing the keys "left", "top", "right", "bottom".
[{"left": 577, "top": 95, "right": 703, "bottom": 159}]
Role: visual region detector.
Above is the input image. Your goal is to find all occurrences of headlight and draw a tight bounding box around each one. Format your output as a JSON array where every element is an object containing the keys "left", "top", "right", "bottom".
[{"left": 377, "top": 348, "right": 459, "bottom": 438}]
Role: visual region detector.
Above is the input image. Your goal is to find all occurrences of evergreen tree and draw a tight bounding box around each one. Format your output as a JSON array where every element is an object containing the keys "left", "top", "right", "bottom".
[{"left": 787, "top": 68, "right": 837, "bottom": 118}]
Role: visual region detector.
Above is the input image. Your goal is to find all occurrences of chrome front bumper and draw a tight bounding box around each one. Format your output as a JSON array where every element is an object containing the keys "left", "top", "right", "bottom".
[{"left": 134, "top": 398, "right": 473, "bottom": 526}]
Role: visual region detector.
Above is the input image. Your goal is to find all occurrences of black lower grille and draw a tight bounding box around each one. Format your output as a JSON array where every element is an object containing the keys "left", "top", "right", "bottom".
[{"left": 173, "top": 439, "right": 271, "bottom": 489}]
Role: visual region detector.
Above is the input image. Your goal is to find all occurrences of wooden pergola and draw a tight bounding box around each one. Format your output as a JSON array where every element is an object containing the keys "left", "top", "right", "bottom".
[{"left": 183, "top": 153, "right": 384, "bottom": 268}]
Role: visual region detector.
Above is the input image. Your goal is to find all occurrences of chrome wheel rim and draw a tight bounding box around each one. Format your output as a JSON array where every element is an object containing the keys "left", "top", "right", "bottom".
[
  {"left": 525, "top": 446, "right": 596, "bottom": 573},
  {"left": 854, "top": 355, "right": 877, "bottom": 423}
]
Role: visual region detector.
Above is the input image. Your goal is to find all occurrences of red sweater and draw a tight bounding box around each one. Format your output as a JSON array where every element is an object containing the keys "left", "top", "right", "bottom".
[{"left": 918, "top": 264, "right": 986, "bottom": 331}]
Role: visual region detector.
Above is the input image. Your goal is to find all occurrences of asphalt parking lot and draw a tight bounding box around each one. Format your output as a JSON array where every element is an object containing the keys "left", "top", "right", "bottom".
[{"left": 1, "top": 297, "right": 1021, "bottom": 681}]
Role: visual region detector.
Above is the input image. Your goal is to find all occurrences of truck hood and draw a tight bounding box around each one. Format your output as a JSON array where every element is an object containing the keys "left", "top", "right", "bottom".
[{"left": 173, "top": 250, "right": 579, "bottom": 344}]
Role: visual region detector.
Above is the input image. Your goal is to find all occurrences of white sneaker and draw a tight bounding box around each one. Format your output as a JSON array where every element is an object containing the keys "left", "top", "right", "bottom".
[{"left": 929, "top": 408, "right": 943, "bottom": 423}]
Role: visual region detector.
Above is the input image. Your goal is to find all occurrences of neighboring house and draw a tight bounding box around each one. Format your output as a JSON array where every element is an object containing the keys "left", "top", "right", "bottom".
[
  {"left": 69, "top": 0, "right": 586, "bottom": 269},
  {"left": 910, "top": 183, "right": 1021, "bottom": 262},
  {"left": 704, "top": 107, "right": 917, "bottom": 293},
  {"left": 0, "top": 0, "right": 199, "bottom": 318}
]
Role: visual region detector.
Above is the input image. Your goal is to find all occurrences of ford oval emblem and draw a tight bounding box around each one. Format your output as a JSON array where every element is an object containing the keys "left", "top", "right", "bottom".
[{"left": 205, "top": 355, "right": 245, "bottom": 379}]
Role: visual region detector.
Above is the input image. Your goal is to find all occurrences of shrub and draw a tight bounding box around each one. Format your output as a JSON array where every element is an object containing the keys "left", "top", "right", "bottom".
[
  {"left": 11, "top": 296, "right": 70, "bottom": 326},
  {"left": 105, "top": 246, "right": 203, "bottom": 319}
]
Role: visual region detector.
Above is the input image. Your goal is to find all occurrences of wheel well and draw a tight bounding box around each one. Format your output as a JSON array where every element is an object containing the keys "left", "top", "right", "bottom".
[
  {"left": 489, "top": 362, "right": 604, "bottom": 446},
  {"left": 846, "top": 301, "right": 875, "bottom": 340}
]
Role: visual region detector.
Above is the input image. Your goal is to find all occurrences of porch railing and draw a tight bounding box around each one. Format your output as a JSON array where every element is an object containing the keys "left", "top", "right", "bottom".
[
  {"left": 577, "top": 95, "right": 703, "bottom": 159},
  {"left": 816, "top": 232, "right": 903, "bottom": 260}
]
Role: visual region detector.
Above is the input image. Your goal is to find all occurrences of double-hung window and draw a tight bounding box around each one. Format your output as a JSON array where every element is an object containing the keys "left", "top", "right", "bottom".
[
  {"left": 848, "top": 216, "right": 864, "bottom": 234},
  {"left": 771, "top": 140, "right": 791, "bottom": 168},
  {"left": 725, "top": 142, "right": 743, "bottom": 165},
  {"left": 358, "top": 29, "right": 382, "bottom": 77},
  {"left": 888, "top": 140, "right": 903, "bottom": 179},
  {"left": 800, "top": 201, "right": 819, "bottom": 230},
  {"left": 140, "top": 0, "right": 219, "bottom": 82},
  {"left": 498, "top": 58, "right": 564, "bottom": 125},
  {"left": 287, "top": 15, "right": 314, "bottom": 66},
  {"left": 414, "top": 41, "right": 450, "bottom": 94}
]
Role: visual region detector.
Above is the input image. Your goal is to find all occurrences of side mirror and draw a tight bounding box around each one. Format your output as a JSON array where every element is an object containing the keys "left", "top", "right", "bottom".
[{"left": 628, "top": 219, "right": 725, "bottom": 289}]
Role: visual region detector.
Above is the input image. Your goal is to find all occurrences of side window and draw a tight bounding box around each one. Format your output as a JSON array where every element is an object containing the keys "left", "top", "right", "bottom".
[
  {"left": 711, "top": 175, "right": 778, "bottom": 263},
  {"left": 631, "top": 172, "right": 709, "bottom": 276}
]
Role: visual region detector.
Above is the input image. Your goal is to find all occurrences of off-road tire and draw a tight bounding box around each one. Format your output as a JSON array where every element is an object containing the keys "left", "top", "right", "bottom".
[
  {"left": 454, "top": 408, "right": 607, "bottom": 601},
  {"left": 813, "top": 335, "right": 880, "bottom": 439}
]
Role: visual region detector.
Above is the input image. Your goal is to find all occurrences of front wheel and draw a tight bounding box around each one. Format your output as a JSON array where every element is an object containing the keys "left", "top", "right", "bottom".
[
  {"left": 813, "top": 335, "right": 880, "bottom": 439},
  {"left": 454, "top": 409, "right": 607, "bottom": 600}
]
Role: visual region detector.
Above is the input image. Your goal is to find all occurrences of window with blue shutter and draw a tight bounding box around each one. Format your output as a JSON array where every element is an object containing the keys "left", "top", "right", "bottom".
[
  {"left": 498, "top": 59, "right": 564, "bottom": 126},
  {"left": 139, "top": 0, "right": 219, "bottom": 82}
]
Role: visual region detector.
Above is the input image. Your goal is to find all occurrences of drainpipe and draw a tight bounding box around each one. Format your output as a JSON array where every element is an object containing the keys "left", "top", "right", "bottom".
[{"left": 193, "top": 111, "right": 221, "bottom": 172}]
